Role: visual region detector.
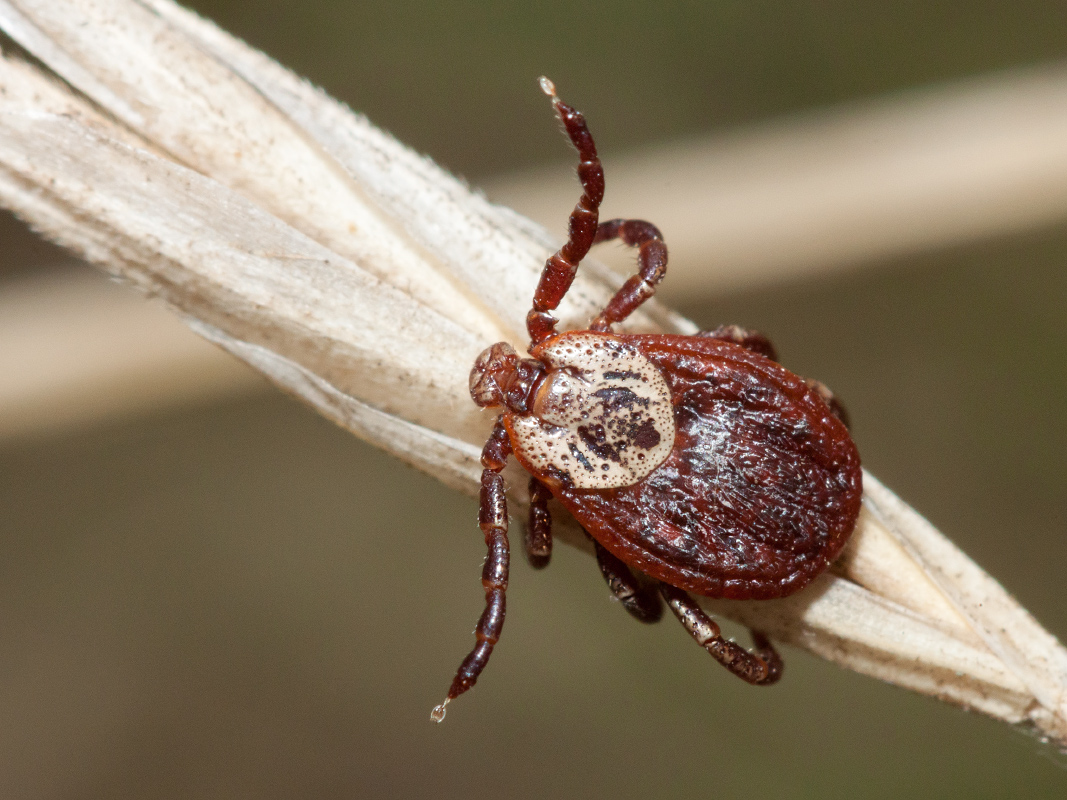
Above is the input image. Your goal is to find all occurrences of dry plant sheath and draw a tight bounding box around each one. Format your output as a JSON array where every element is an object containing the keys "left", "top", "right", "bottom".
[{"left": 0, "top": 0, "right": 1064, "bottom": 746}]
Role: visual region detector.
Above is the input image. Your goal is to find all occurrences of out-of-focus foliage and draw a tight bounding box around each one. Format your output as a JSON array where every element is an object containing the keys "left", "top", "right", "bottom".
[{"left": 194, "top": 0, "right": 1067, "bottom": 176}]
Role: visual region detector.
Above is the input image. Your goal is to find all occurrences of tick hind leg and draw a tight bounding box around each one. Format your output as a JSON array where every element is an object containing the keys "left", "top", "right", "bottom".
[
  {"left": 588, "top": 219, "right": 669, "bottom": 331},
  {"left": 431, "top": 419, "right": 512, "bottom": 722},
  {"left": 697, "top": 326, "right": 851, "bottom": 428},
  {"left": 659, "top": 583, "right": 782, "bottom": 685},
  {"left": 591, "top": 537, "right": 663, "bottom": 623},
  {"left": 803, "top": 378, "right": 851, "bottom": 429},
  {"left": 697, "top": 325, "right": 779, "bottom": 362}
]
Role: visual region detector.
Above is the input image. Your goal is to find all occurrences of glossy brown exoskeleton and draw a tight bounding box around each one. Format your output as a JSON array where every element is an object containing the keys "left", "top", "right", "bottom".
[{"left": 430, "top": 78, "right": 862, "bottom": 722}]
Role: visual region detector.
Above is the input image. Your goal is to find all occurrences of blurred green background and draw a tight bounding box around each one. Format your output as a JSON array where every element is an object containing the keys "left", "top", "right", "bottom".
[{"left": 2, "top": 1, "right": 1066, "bottom": 797}]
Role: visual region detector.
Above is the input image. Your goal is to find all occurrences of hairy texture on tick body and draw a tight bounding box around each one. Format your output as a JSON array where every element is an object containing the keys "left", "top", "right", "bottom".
[{"left": 553, "top": 334, "right": 862, "bottom": 600}]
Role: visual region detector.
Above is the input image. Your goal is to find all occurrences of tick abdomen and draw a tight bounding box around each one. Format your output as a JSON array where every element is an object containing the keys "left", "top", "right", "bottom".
[{"left": 545, "top": 334, "right": 862, "bottom": 601}]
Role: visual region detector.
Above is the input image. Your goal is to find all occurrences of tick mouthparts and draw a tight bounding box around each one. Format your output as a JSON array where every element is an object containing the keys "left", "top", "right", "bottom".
[{"left": 469, "top": 342, "right": 519, "bottom": 408}]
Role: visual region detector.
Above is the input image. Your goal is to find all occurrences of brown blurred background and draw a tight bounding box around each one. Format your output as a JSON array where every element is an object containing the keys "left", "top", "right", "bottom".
[{"left": 2, "top": 1, "right": 1066, "bottom": 797}]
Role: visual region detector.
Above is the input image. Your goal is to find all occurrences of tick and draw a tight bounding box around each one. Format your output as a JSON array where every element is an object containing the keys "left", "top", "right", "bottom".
[{"left": 431, "top": 78, "right": 862, "bottom": 722}]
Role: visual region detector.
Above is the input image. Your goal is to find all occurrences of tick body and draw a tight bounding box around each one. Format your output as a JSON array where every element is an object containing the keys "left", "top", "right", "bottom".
[{"left": 431, "top": 78, "right": 862, "bottom": 722}]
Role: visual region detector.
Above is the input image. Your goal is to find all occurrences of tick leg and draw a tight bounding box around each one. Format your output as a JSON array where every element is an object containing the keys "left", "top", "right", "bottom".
[
  {"left": 592, "top": 538, "right": 663, "bottom": 623},
  {"left": 696, "top": 325, "right": 779, "bottom": 362},
  {"left": 696, "top": 327, "right": 850, "bottom": 427},
  {"left": 527, "top": 78, "right": 606, "bottom": 347},
  {"left": 431, "top": 419, "right": 512, "bottom": 722},
  {"left": 524, "top": 477, "right": 553, "bottom": 569},
  {"left": 589, "top": 219, "right": 668, "bottom": 331},
  {"left": 659, "top": 583, "right": 782, "bottom": 685},
  {"left": 804, "top": 378, "right": 851, "bottom": 429}
]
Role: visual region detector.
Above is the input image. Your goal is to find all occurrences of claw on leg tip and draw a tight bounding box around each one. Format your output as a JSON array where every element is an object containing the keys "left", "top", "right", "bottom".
[{"left": 430, "top": 699, "right": 449, "bottom": 723}]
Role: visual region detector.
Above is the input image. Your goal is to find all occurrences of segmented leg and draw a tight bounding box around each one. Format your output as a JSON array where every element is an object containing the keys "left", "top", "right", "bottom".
[
  {"left": 431, "top": 419, "right": 512, "bottom": 722},
  {"left": 527, "top": 77, "right": 606, "bottom": 346},
  {"left": 592, "top": 538, "right": 663, "bottom": 623},
  {"left": 804, "top": 378, "right": 851, "bottom": 429},
  {"left": 697, "top": 325, "right": 779, "bottom": 362},
  {"left": 659, "top": 583, "right": 782, "bottom": 685},
  {"left": 697, "top": 326, "right": 850, "bottom": 427},
  {"left": 525, "top": 477, "right": 553, "bottom": 569},
  {"left": 589, "top": 219, "right": 668, "bottom": 331}
]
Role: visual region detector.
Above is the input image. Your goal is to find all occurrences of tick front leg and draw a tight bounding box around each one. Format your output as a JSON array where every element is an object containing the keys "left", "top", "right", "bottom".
[
  {"left": 431, "top": 419, "right": 512, "bottom": 722},
  {"left": 589, "top": 219, "right": 668, "bottom": 331},
  {"left": 592, "top": 538, "right": 663, "bottom": 623},
  {"left": 524, "top": 477, "right": 553, "bottom": 569},
  {"left": 659, "top": 583, "right": 782, "bottom": 685},
  {"left": 527, "top": 78, "right": 606, "bottom": 346}
]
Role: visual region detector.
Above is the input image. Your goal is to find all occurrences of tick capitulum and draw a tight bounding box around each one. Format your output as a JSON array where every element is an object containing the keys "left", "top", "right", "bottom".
[{"left": 431, "top": 77, "right": 862, "bottom": 723}]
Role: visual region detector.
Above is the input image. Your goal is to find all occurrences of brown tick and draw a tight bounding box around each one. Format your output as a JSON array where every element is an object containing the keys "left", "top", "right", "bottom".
[{"left": 431, "top": 77, "right": 862, "bottom": 722}]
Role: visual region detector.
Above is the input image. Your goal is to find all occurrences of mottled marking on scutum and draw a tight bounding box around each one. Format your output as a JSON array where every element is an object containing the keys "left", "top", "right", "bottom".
[{"left": 507, "top": 332, "right": 676, "bottom": 490}]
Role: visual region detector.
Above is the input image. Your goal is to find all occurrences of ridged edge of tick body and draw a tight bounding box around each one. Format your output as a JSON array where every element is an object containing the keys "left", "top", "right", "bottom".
[{"left": 545, "top": 334, "right": 863, "bottom": 600}]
